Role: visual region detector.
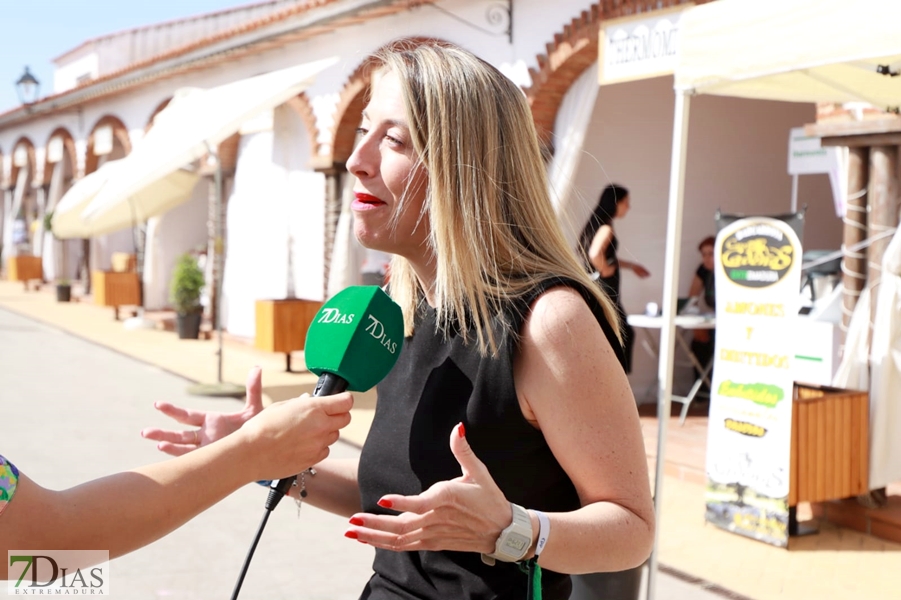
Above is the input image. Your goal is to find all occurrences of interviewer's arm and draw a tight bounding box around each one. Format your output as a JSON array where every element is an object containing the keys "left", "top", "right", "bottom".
[{"left": 0, "top": 393, "right": 352, "bottom": 560}]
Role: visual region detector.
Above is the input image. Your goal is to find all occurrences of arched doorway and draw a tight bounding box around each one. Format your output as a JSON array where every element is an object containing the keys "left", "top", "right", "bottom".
[
  {"left": 82, "top": 115, "right": 134, "bottom": 291},
  {"left": 3, "top": 137, "right": 37, "bottom": 264}
]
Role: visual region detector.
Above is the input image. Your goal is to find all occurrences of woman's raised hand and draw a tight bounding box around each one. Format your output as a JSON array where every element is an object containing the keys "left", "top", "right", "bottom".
[
  {"left": 343, "top": 423, "right": 515, "bottom": 555},
  {"left": 141, "top": 366, "right": 267, "bottom": 456}
]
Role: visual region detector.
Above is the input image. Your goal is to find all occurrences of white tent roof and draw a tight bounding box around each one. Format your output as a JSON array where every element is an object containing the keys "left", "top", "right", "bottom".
[
  {"left": 89, "top": 57, "right": 337, "bottom": 214},
  {"left": 676, "top": 0, "right": 901, "bottom": 108},
  {"left": 650, "top": 2, "right": 901, "bottom": 597}
]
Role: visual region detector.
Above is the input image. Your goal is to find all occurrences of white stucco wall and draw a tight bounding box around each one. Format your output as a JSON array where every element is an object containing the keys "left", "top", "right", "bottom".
[
  {"left": 0, "top": 0, "right": 850, "bottom": 359},
  {"left": 142, "top": 180, "right": 208, "bottom": 310},
  {"left": 273, "top": 105, "right": 326, "bottom": 303},
  {"left": 54, "top": 53, "right": 99, "bottom": 94}
]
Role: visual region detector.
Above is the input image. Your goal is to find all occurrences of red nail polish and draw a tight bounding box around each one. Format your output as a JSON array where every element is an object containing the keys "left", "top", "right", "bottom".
[
  {"left": 458, "top": 423, "right": 466, "bottom": 438},
  {"left": 377, "top": 498, "right": 393, "bottom": 509},
  {"left": 349, "top": 517, "right": 365, "bottom": 526},
  {"left": 344, "top": 530, "right": 359, "bottom": 539}
]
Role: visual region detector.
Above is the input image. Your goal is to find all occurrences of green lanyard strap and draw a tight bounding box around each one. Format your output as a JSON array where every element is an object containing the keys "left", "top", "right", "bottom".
[{"left": 519, "top": 558, "right": 542, "bottom": 600}]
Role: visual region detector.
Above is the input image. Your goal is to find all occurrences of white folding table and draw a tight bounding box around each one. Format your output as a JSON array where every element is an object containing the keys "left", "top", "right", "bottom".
[{"left": 627, "top": 313, "right": 716, "bottom": 424}]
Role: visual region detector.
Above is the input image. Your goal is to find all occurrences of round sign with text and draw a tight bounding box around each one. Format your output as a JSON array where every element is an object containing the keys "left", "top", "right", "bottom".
[{"left": 719, "top": 221, "right": 796, "bottom": 288}]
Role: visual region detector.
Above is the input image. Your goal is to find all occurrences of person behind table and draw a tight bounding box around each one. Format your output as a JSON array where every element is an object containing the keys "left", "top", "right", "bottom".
[
  {"left": 144, "top": 39, "right": 655, "bottom": 600},
  {"left": 0, "top": 367, "right": 351, "bottom": 568},
  {"left": 688, "top": 235, "right": 716, "bottom": 387},
  {"left": 578, "top": 183, "right": 651, "bottom": 373}
]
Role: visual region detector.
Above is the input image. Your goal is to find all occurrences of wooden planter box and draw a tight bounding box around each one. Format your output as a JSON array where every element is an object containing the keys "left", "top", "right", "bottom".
[
  {"left": 255, "top": 299, "right": 323, "bottom": 372},
  {"left": 789, "top": 383, "right": 869, "bottom": 506},
  {"left": 7, "top": 255, "right": 43, "bottom": 288},
  {"left": 92, "top": 270, "right": 141, "bottom": 320}
]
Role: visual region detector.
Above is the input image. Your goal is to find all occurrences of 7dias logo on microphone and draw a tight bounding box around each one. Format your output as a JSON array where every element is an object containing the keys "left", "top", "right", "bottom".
[
  {"left": 8, "top": 550, "right": 110, "bottom": 595},
  {"left": 304, "top": 286, "right": 404, "bottom": 392},
  {"left": 365, "top": 314, "right": 398, "bottom": 354},
  {"left": 316, "top": 307, "right": 355, "bottom": 324}
]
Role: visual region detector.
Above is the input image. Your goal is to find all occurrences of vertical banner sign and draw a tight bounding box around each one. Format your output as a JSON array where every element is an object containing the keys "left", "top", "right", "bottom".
[{"left": 704, "top": 217, "right": 802, "bottom": 548}]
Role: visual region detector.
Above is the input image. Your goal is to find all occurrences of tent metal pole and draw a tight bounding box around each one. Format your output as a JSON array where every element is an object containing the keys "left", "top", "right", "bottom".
[
  {"left": 214, "top": 151, "right": 224, "bottom": 384},
  {"left": 647, "top": 90, "right": 691, "bottom": 600},
  {"left": 791, "top": 174, "right": 799, "bottom": 212}
]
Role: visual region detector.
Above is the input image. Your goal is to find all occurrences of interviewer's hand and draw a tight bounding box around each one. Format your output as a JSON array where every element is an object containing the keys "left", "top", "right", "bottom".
[
  {"left": 343, "top": 423, "right": 512, "bottom": 554},
  {"left": 236, "top": 392, "right": 353, "bottom": 481},
  {"left": 141, "top": 366, "right": 267, "bottom": 455}
]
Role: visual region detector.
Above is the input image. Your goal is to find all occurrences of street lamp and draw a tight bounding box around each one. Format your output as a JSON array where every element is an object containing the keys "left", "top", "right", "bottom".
[{"left": 15, "top": 66, "right": 40, "bottom": 105}]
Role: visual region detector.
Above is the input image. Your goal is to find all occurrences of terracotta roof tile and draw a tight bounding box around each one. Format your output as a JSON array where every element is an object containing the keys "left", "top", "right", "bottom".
[
  {"left": 52, "top": 0, "right": 296, "bottom": 63},
  {"left": 3, "top": 0, "right": 428, "bottom": 122}
]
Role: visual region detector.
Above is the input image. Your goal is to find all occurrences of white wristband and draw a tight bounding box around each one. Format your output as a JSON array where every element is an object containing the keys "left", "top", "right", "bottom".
[{"left": 533, "top": 510, "right": 550, "bottom": 560}]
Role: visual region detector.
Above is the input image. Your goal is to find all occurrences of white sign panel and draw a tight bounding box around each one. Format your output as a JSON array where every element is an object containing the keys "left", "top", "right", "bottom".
[
  {"left": 599, "top": 9, "right": 685, "bottom": 85},
  {"left": 787, "top": 127, "right": 834, "bottom": 175},
  {"left": 788, "top": 127, "right": 848, "bottom": 217},
  {"left": 705, "top": 217, "right": 803, "bottom": 548}
]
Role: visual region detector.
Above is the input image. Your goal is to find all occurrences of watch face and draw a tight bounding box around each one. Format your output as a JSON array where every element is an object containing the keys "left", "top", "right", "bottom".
[{"left": 503, "top": 534, "right": 530, "bottom": 555}]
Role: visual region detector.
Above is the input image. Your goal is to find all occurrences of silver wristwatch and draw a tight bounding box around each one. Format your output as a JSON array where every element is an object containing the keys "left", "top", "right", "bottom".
[{"left": 481, "top": 503, "right": 533, "bottom": 565}]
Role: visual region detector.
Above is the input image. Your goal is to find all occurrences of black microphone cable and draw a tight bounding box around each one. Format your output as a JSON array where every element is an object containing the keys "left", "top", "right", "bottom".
[
  {"left": 229, "top": 373, "right": 347, "bottom": 600},
  {"left": 229, "top": 477, "right": 294, "bottom": 600}
]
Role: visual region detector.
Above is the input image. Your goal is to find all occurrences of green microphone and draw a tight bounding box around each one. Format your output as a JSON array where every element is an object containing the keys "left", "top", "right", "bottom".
[
  {"left": 265, "top": 285, "right": 404, "bottom": 509},
  {"left": 304, "top": 285, "right": 404, "bottom": 394}
]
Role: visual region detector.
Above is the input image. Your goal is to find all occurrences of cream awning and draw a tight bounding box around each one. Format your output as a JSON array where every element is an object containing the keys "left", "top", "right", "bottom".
[
  {"left": 675, "top": 0, "right": 901, "bottom": 108},
  {"left": 87, "top": 57, "right": 338, "bottom": 215},
  {"left": 52, "top": 160, "right": 200, "bottom": 239}
]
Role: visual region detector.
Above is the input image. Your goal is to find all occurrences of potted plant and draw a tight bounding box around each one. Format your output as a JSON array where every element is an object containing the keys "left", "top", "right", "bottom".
[
  {"left": 43, "top": 211, "right": 71, "bottom": 302},
  {"left": 56, "top": 278, "right": 72, "bottom": 302},
  {"left": 169, "top": 253, "right": 205, "bottom": 339}
]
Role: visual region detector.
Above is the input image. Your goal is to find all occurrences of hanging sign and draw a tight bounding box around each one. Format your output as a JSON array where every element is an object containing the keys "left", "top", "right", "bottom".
[
  {"left": 47, "top": 136, "right": 65, "bottom": 164},
  {"left": 787, "top": 127, "right": 847, "bottom": 217},
  {"left": 93, "top": 125, "right": 114, "bottom": 156},
  {"left": 598, "top": 7, "right": 687, "bottom": 85},
  {"left": 705, "top": 215, "right": 803, "bottom": 548}
]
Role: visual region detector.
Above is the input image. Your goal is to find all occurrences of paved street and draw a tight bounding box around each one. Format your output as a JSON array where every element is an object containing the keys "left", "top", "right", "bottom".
[
  {"left": 1, "top": 307, "right": 374, "bottom": 599},
  {"left": 1, "top": 306, "right": 729, "bottom": 600}
]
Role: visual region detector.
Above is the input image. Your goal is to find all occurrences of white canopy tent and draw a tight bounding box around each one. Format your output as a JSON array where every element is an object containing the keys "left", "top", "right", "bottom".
[
  {"left": 53, "top": 160, "right": 200, "bottom": 239},
  {"left": 52, "top": 163, "right": 114, "bottom": 239},
  {"left": 649, "top": 1, "right": 901, "bottom": 598},
  {"left": 88, "top": 57, "right": 337, "bottom": 388},
  {"left": 88, "top": 57, "right": 337, "bottom": 214}
]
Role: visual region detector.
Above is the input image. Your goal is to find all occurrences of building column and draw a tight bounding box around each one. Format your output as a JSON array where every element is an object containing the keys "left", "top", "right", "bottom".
[
  {"left": 321, "top": 165, "right": 344, "bottom": 300},
  {"left": 841, "top": 147, "right": 869, "bottom": 339},
  {"left": 867, "top": 145, "right": 900, "bottom": 334}
]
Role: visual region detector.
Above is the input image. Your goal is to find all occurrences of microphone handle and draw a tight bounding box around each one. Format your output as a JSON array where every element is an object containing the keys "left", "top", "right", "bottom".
[
  {"left": 265, "top": 371, "right": 349, "bottom": 511},
  {"left": 313, "top": 371, "right": 349, "bottom": 397}
]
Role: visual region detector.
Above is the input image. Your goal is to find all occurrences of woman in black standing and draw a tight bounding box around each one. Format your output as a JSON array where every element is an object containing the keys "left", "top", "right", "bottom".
[{"left": 579, "top": 184, "right": 650, "bottom": 373}]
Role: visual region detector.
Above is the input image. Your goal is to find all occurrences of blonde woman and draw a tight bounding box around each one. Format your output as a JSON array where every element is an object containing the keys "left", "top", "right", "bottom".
[{"left": 146, "top": 40, "right": 654, "bottom": 599}]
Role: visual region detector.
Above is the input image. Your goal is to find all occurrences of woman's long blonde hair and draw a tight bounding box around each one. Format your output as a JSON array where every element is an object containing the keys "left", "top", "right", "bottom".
[{"left": 374, "top": 39, "right": 621, "bottom": 355}]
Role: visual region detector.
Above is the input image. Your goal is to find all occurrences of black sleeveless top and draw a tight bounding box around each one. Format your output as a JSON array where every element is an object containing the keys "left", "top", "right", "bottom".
[
  {"left": 598, "top": 233, "right": 621, "bottom": 307},
  {"left": 357, "top": 278, "right": 624, "bottom": 600}
]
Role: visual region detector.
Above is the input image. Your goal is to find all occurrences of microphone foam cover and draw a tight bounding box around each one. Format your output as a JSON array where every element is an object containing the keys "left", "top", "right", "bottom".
[{"left": 304, "top": 286, "right": 404, "bottom": 391}]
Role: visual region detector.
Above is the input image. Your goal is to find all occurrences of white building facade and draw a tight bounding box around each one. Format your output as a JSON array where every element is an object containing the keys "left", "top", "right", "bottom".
[{"left": 0, "top": 0, "right": 843, "bottom": 397}]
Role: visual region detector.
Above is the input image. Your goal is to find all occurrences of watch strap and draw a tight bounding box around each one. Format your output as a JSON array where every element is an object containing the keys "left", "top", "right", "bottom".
[
  {"left": 481, "top": 503, "right": 533, "bottom": 565},
  {"left": 533, "top": 509, "right": 550, "bottom": 559}
]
